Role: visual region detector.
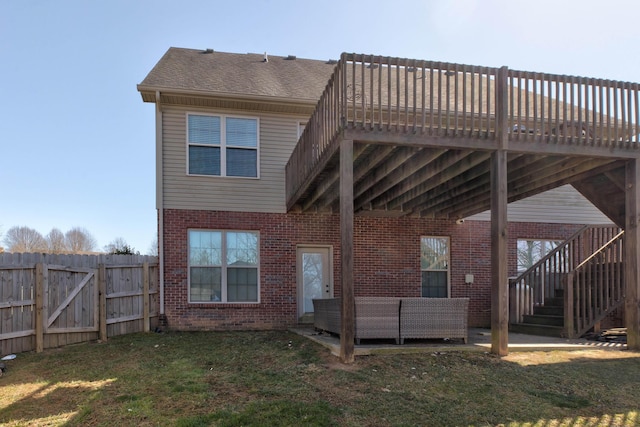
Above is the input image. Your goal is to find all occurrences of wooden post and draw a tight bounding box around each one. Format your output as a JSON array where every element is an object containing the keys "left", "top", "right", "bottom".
[
  {"left": 340, "top": 139, "right": 355, "bottom": 363},
  {"left": 143, "top": 262, "right": 150, "bottom": 333},
  {"left": 35, "top": 263, "right": 47, "bottom": 353},
  {"left": 491, "top": 150, "right": 509, "bottom": 356},
  {"left": 624, "top": 158, "right": 640, "bottom": 350},
  {"left": 564, "top": 271, "right": 575, "bottom": 338},
  {"left": 98, "top": 264, "right": 107, "bottom": 342},
  {"left": 491, "top": 66, "right": 509, "bottom": 356}
]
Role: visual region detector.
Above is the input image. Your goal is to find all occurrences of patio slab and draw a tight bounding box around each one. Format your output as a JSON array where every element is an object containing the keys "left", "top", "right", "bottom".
[{"left": 291, "top": 327, "right": 626, "bottom": 357}]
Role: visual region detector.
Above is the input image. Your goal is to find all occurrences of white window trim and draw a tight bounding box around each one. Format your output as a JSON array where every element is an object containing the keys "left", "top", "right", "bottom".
[
  {"left": 186, "top": 112, "right": 260, "bottom": 179},
  {"left": 188, "top": 229, "right": 261, "bottom": 304},
  {"left": 420, "top": 235, "right": 450, "bottom": 298}
]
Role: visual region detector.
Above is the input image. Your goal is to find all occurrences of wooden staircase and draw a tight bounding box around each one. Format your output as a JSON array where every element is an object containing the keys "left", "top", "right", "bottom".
[
  {"left": 509, "top": 225, "right": 625, "bottom": 338},
  {"left": 510, "top": 291, "right": 565, "bottom": 337}
]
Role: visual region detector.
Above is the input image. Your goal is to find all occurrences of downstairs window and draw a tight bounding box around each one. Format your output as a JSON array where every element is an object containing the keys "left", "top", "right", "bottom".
[
  {"left": 188, "top": 230, "right": 259, "bottom": 303},
  {"left": 420, "top": 236, "right": 449, "bottom": 298}
]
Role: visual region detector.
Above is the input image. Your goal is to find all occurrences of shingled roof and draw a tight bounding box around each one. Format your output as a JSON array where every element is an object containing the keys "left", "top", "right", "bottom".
[{"left": 138, "top": 47, "right": 336, "bottom": 105}]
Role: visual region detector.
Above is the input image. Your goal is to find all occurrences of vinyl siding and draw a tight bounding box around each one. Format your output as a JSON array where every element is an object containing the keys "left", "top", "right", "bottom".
[
  {"left": 161, "top": 106, "right": 613, "bottom": 223},
  {"left": 161, "top": 106, "right": 306, "bottom": 212},
  {"left": 466, "top": 185, "right": 613, "bottom": 224}
]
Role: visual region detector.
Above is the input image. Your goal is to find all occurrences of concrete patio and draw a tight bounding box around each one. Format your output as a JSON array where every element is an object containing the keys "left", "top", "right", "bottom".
[{"left": 291, "top": 327, "right": 627, "bottom": 357}]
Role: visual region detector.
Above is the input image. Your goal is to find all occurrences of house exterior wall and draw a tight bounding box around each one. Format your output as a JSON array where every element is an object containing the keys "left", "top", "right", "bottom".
[
  {"left": 467, "top": 185, "right": 613, "bottom": 224},
  {"left": 162, "top": 208, "right": 582, "bottom": 330},
  {"left": 161, "top": 106, "right": 307, "bottom": 213}
]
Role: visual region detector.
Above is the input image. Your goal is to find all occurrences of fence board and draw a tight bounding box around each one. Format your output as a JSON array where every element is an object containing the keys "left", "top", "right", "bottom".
[{"left": 0, "top": 253, "right": 159, "bottom": 353}]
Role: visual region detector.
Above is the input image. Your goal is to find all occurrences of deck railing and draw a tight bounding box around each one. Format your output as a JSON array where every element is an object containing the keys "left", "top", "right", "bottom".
[
  {"left": 508, "top": 225, "right": 622, "bottom": 332},
  {"left": 565, "top": 229, "right": 625, "bottom": 338},
  {"left": 507, "top": 70, "right": 640, "bottom": 146},
  {"left": 286, "top": 53, "right": 640, "bottom": 207}
]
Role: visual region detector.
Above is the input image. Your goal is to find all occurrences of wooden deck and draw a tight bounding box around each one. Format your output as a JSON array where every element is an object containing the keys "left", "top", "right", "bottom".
[
  {"left": 285, "top": 53, "right": 640, "bottom": 361},
  {"left": 286, "top": 53, "right": 640, "bottom": 226}
]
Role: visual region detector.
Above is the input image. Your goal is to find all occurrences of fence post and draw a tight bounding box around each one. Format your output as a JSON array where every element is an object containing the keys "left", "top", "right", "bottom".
[
  {"left": 143, "top": 262, "right": 150, "bottom": 333},
  {"left": 98, "top": 264, "right": 107, "bottom": 342},
  {"left": 35, "top": 263, "right": 47, "bottom": 353}
]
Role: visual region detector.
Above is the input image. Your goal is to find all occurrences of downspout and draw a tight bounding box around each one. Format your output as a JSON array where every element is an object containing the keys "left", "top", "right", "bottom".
[{"left": 156, "top": 90, "right": 165, "bottom": 316}]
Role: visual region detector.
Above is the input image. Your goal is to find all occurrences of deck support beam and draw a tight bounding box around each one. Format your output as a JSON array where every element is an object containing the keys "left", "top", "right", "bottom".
[
  {"left": 491, "top": 66, "right": 509, "bottom": 356},
  {"left": 340, "top": 139, "right": 355, "bottom": 363},
  {"left": 624, "top": 158, "right": 640, "bottom": 350},
  {"left": 490, "top": 150, "right": 509, "bottom": 355}
]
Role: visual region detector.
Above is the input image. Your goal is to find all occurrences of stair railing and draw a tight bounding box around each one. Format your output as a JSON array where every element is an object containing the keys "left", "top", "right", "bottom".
[
  {"left": 564, "top": 229, "right": 625, "bottom": 338},
  {"left": 509, "top": 225, "right": 621, "bottom": 325}
]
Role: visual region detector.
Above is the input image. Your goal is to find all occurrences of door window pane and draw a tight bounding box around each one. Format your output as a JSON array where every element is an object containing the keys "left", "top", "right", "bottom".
[{"left": 303, "top": 253, "right": 324, "bottom": 312}]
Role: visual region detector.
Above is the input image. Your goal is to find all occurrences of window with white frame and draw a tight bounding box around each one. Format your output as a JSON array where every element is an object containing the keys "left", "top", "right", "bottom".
[
  {"left": 517, "top": 239, "right": 561, "bottom": 273},
  {"left": 188, "top": 230, "right": 259, "bottom": 303},
  {"left": 187, "top": 114, "right": 259, "bottom": 178},
  {"left": 420, "top": 236, "right": 449, "bottom": 298}
]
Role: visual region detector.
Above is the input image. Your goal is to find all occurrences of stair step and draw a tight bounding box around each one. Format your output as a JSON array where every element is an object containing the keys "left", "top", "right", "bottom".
[
  {"left": 533, "top": 306, "right": 564, "bottom": 316},
  {"left": 522, "top": 314, "right": 564, "bottom": 327},
  {"left": 510, "top": 323, "right": 565, "bottom": 337},
  {"left": 544, "top": 297, "right": 564, "bottom": 307}
]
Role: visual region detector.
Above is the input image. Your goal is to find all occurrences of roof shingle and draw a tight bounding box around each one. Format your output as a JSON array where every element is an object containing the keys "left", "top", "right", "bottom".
[{"left": 138, "top": 47, "right": 336, "bottom": 102}]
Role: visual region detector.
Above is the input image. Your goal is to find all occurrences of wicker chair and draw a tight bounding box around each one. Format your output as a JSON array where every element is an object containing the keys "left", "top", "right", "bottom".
[
  {"left": 312, "top": 298, "right": 341, "bottom": 335},
  {"left": 355, "top": 297, "right": 401, "bottom": 344},
  {"left": 399, "top": 298, "right": 469, "bottom": 344}
]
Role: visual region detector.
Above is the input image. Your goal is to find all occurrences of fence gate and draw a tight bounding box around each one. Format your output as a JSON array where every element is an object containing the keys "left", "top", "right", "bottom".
[{"left": 43, "top": 264, "right": 98, "bottom": 333}]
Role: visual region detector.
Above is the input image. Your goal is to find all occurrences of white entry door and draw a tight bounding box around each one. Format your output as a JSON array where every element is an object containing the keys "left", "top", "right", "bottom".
[{"left": 297, "top": 246, "right": 332, "bottom": 318}]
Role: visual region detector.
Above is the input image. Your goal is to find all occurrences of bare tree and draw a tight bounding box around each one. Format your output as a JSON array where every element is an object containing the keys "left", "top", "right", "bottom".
[
  {"left": 3, "top": 226, "right": 47, "bottom": 253},
  {"left": 147, "top": 234, "right": 158, "bottom": 256},
  {"left": 104, "top": 237, "right": 137, "bottom": 254},
  {"left": 65, "top": 227, "right": 97, "bottom": 253},
  {"left": 46, "top": 228, "right": 68, "bottom": 253}
]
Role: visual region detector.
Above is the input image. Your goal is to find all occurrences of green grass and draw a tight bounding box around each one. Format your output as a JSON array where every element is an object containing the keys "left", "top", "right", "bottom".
[{"left": 0, "top": 331, "right": 639, "bottom": 426}]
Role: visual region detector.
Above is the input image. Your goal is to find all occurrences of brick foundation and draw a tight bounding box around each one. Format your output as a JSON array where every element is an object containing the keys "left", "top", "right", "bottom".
[{"left": 162, "top": 209, "right": 582, "bottom": 330}]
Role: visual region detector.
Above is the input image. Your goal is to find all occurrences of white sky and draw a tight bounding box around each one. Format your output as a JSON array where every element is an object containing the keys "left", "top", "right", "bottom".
[{"left": 2, "top": 0, "right": 640, "bottom": 253}]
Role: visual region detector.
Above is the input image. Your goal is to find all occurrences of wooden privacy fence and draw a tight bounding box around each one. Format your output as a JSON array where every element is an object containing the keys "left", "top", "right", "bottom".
[{"left": 0, "top": 252, "right": 159, "bottom": 354}]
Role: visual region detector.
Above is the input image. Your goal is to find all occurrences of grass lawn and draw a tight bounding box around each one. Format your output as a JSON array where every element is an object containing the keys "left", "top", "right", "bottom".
[{"left": 0, "top": 330, "right": 639, "bottom": 426}]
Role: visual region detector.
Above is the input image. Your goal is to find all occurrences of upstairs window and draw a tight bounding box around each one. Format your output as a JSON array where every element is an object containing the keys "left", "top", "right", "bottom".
[
  {"left": 420, "top": 236, "right": 449, "bottom": 298},
  {"left": 187, "top": 114, "right": 259, "bottom": 178}
]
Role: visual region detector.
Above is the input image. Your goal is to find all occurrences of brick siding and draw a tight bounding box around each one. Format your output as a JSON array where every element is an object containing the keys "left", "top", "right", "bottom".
[{"left": 162, "top": 209, "right": 582, "bottom": 330}]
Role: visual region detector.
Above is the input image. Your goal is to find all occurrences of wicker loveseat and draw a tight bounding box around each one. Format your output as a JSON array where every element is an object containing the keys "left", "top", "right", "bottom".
[
  {"left": 399, "top": 297, "right": 469, "bottom": 344},
  {"left": 312, "top": 297, "right": 469, "bottom": 345},
  {"left": 354, "top": 297, "right": 401, "bottom": 344}
]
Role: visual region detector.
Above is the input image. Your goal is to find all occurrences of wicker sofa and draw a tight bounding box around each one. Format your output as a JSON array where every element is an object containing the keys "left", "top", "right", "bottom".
[{"left": 312, "top": 297, "right": 469, "bottom": 345}]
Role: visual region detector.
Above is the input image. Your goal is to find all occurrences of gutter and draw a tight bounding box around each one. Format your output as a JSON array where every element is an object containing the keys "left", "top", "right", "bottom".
[
  {"left": 136, "top": 85, "right": 319, "bottom": 108},
  {"left": 155, "top": 90, "right": 165, "bottom": 316}
]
